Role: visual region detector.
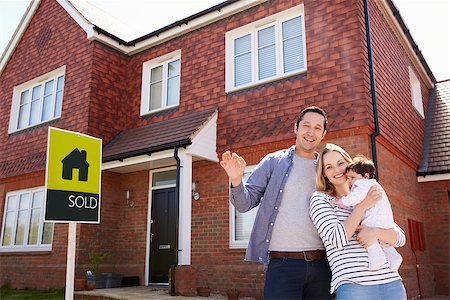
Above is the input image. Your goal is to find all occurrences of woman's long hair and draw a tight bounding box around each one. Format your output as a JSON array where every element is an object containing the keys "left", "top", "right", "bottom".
[{"left": 316, "top": 143, "right": 353, "bottom": 196}]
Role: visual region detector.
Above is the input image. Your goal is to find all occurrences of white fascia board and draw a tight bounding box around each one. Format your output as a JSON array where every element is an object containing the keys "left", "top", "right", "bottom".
[
  {"left": 57, "top": 0, "right": 93, "bottom": 35},
  {"left": 417, "top": 173, "right": 450, "bottom": 182},
  {"left": 59, "top": 0, "right": 131, "bottom": 53},
  {"left": 126, "top": 0, "right": 268, "bottom": 56},
  {"left": 0, "top": 0, "right": 41, "bottom": 75},
  {"left": 102, "top": 149, "right": 174, "bottom": 170}
]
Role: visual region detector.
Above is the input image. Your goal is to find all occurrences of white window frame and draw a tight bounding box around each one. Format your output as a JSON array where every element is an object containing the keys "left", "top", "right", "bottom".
[
  {"left": 8, "top": 66, "right": 65, "bottom": 133},
  {"left": 225, "top": 4, "right": 306, "bottom": 92},
  {"left": 141, "top": 50, "right": 181, "bottom": 116},
  {"left": 409, "top": 66, "right": 424, "bottom": 118},
  {"left": 229, "top": 165, "right": 258, "bottom": 248},
  {"left": 0, "top": 187, "right": 54, "bottom": 252}
]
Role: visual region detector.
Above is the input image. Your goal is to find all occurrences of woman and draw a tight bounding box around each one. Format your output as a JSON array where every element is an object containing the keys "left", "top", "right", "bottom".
[{"left": 309, "top": 143, "right": 407, "bottom": 300}]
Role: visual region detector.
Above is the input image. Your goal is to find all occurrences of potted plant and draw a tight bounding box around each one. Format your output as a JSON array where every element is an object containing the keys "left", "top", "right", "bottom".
[
  {"left": 196, "top": 286, "right": 211, "bottom": 297},
  {"left": 196, "top": 275, "right": 211, "bottom": 297},
  {"left": 86, "top": 250, "right": 110, "bottom": 289},
  {"left": 226, "top": 288, "right": 239, "bottom": 300}
]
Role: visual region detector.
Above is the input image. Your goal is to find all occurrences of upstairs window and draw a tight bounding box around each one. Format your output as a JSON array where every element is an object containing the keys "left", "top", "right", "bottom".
[
  {"left": 226, "top": 4, "right": 306, "bottom": 92},
  {"left": 9, "top": 66, "right": 65, "bottom": 133},
  {"left": 0, "top": 187, "right": 54, "bottom": 252},
  {"left": 230, "top": 165, "right": 258, "bottom": 248},
  {"left": 409, "top": 67, "right": 424, "bottom": 118},
  {"left": 141, "top": 50, "right": 181, "bottom": 115}
]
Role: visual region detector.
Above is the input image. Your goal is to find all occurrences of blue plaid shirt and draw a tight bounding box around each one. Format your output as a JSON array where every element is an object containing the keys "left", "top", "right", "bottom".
[{"left": 231, "top": 146, "right": 312, "bottom": 266}]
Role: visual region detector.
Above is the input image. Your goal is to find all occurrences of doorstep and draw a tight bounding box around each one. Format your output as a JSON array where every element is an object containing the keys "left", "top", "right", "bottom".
[{"left": 74, "top": 286, "right": 182, "bottom": 300}]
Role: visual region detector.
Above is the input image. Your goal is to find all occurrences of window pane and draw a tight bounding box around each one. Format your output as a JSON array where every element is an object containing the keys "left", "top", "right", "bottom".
[
  {"left": 235, "top": 53, "right": 252, "bottom": 86},
  {"left": 258, "top": 26, "right": 276, "bottom": 80},
  {"left": 235, "top": 210, "right": 256, "bottom": 241},
  {"left": 44, "top": 80, "right": 54, "bottom": 96},
  {"left": 234, "top": 170, "right": 258, "bottom": 241},
  {"left": 283, "top": 37, "right": 303, "bottom": 73},
  {"left": 20, "top": 90, "right": 29, "bottom": 105},
  {"left": 54, "top": 91, "right": 63, "bottom": 117},
  {"left": 167, "top": 76, "right": 180, "bottom": 106},
  {"left": 168, "top": 59, "right": 180, "bottom": 77},
  {"left": 56, "top": 75, "right": 64, "bottom": 91},
  {"left": 32, "top": 191, "right": 43, "bottom": 208},
  {"left": 18, "top": 90, "right": 30, "bottom": 129},
  {"left": 41, "top": 80, "right": 54, "bottom": 121},
  {"left": 235, "top": 34, "right": 251, "bottom": 56},
  {"left": 282, "top": 17, "right": 302, "bottom": 40},
  {"left": 29, "top": 85, "right": 42, "bottom": 125},
  {"left": 258, "top": 26, "right": 275, "bottom": 48},
  {"left": 15, "top": 211, "right": 28, "bottom": 245},
  {"left": 6, "top": 195, "right": 18, "bottom": 211},
  {"left": 28, "top": 209, "right": 40, "bottom": 245},
  {"left": 2, "top": 213, "right": 15, "bottom": 246},
  {"left": 283, "top": 17, "right": 303, "bottom": 73},
  {"left": 19, "top": 193, "right": 30, "bottom": 209},
  {"left": 42, "top": 96, "right": 52, "bottom": 121},
  {"left": 234, "top": 34, "right": 252, "bottom": 87},
  {"left": 42, "top": 222, "right": 54, "bottom": 244},
  {"left": 152, "top": 170, "right": 176, "bottom": 187},
  {"left": 258, "top": 45, "right": 276, "bottom": 80},
  {"left": 151, "top": 66, "right": 163, "bottom": 82},
  {"left": 150, "top": 82, "right": 162, "bottom": 110}
]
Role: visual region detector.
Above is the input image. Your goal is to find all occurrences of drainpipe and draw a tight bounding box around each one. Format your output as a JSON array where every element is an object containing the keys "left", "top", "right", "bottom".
[
  {"left": 363, "top": 0, "right": 380, "bottom": 181},
  {"left": 171, "top": 146, "right": 181, "bottom": 296}
]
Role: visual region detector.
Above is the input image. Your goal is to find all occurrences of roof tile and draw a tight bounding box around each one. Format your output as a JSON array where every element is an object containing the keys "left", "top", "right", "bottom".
[
  {"left": 103, "top": 108, "right": 217, "bottom": 162},
  {"left": 418, "top": 80, "right": 450, "bottom": 175}
]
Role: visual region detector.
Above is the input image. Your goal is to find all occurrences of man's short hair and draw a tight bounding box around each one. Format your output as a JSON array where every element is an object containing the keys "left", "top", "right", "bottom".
[
  {"left": 295, "top": 106, "right": 327, "bottom": 131},
  {"left": 346, "top": 155, "right": 376, "bottom": 179}
]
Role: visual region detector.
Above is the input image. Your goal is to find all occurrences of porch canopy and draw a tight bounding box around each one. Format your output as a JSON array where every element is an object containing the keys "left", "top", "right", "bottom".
[{"left": 102, "top": 108, "right": 218, "bottom": 172}]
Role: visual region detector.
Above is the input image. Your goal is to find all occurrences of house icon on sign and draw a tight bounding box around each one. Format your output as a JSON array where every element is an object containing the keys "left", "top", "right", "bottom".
[{"left": 61, "top": 148, "right": 90, "bottom": 181}]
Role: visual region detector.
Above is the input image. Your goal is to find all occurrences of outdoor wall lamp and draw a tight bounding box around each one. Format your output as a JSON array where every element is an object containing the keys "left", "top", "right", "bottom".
[
  {"left": 192, "top": 181, "right": 200, "bottom": 201},
  {"left": 125, "top": 190, "right": 135, "bottom": 207}
]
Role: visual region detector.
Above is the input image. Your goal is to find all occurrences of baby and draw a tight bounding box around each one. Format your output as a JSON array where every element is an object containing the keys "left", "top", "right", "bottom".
[{"left": 336, "top": 155, "right": 402, "bottom": 271}]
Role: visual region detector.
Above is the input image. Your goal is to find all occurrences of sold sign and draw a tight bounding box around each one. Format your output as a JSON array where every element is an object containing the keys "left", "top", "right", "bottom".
[{"left": 44, "top": 127, "right": 102, "bottom": 223}]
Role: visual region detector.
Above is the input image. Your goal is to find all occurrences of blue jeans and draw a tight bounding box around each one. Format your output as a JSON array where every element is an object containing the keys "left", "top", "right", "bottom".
[
  {"left": 264, "top": 258, "right": 333, "bottom": 299},
  {"left": 335, "top": 280, "right": 407, "bottom": 300}
]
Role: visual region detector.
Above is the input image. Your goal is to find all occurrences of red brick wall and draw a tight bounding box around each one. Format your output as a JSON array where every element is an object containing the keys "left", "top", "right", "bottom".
[
  {"left": 374, "top": 140, "right": 435, "bottom": 298},
  {"left": 123, "top": 0, "right": 371, "bottom": 155},
  {"left": 419, "top": 180, "right": 450, "bottom": 295},
  {"left": 86, "top": 43, "right": 132, "bottom": 143},
  {"left": 76, "top": 170, "right": 150, "bottom": 283},
  {"left": 369, "top": 0, "right": 430, "bottom": 165},
  {"left": 0, "top": 0, "right": 95, "bottom": 179}
]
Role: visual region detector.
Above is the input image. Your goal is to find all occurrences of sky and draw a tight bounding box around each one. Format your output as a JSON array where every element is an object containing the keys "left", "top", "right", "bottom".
[{"left": 0, "top": 0, "right": 449, "bottom": 81}]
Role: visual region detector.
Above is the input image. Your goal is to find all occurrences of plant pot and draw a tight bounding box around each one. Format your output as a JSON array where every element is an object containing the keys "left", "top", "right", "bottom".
[
  {"left": 85, "top": 282, "right": 96, "bottom": 291},
  {"left": 74, "top": 278, "right": 86, "bottom": 291},
  {"left": 226, "top": 289, "right": 239, "bottom": 299},
  {"left": 196, "top": 286, "right": 211, "bottom": 297}
]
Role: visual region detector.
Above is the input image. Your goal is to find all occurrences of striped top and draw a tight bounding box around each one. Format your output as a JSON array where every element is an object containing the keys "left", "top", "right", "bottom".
[{"left": 309, "top": 191, "right": 406, "bottom": 293}]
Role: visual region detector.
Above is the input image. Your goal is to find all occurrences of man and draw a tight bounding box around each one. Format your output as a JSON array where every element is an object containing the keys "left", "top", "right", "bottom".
[{"left": 220, "top": 106, "right": 332, "bottom": 299}]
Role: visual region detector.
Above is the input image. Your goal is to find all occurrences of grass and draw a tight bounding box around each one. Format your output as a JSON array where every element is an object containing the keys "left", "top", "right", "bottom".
[{"left": 0, "top": 286, "right": 65, "bottom": 300}]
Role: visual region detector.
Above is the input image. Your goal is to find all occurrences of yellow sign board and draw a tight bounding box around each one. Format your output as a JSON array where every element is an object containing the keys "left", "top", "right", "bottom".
[{"left": 45, "top": 127, "right": 102, "bottom": 223}]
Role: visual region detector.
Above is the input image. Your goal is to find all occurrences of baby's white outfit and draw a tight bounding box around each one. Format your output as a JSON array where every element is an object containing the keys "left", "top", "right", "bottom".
[{"left": 340, "top": 179, "right": 403, "bottom": 271}]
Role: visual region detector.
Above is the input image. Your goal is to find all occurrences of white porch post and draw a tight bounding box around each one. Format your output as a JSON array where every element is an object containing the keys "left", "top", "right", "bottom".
[{"left": 178, "top": 151, "right": 192, "bottom": 265}]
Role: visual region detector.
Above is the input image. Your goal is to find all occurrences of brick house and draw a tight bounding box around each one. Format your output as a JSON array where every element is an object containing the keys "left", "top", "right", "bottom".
[{"left": 0, "top": 0, "right": 448, "bottom": 298}]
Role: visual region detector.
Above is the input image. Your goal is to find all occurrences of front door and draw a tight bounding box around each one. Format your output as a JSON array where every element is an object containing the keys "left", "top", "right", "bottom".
[{"left": 149, "top": 187, "right": 177, "bottom": 284}]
